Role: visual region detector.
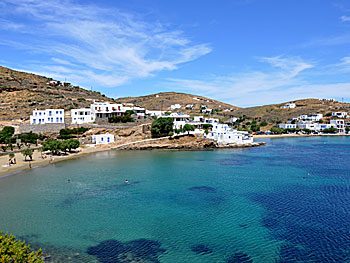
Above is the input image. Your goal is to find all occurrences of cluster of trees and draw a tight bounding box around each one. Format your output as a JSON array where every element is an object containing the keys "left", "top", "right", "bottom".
[
  {"left": 322, "top": 127, "right": 338, "bottom": 134},
  {"left": 174, "top": 124, "right": 195, "bottom": 135},
  {"left": 151, "top": 117, "right": 174, "bottom": 138},
  {"left": 58, "top": 127, "right": 89, "bottom": 139},
  {"left": 0, "top": 127, "right": 45, "bottom": 152},
  {"left": 42, "top": 139, "right": 80, "bottom": 155},
  {"left": 0, "top": 232, "right": 43, "bottom": 262},
  {"left": 108, "top": 110, "right": 134, "bottom": 124}
]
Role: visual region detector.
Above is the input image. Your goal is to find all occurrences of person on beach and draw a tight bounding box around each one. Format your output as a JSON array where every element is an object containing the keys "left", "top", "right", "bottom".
[
  {"left": 67, "top": 179, "right": 71, "bottom": 183},
  {"left": 29, "top": 161, "right": 32, "bottom": 169},
  {"left": 125, "top": 180, "right": 129, "bottom": 184}
]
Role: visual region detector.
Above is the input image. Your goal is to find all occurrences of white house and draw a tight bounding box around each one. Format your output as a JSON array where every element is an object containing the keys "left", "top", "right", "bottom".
[
  {"left": 167, "top": 113, "right": 190, "bottom": 129},
  {"left": 299, "top": 114, "right": 323, "bottom": 122},
  {"left": 71, "top": 108, "right": 94, "bottom": 124},
  {"left": 279, "top": 123, "right": 297, "bottom": 129},
  {"left": 146, "top": 110, "right": 168, "bottom": 117},
  {"left": 332, "top": 112, "right": 348, "bottom": 118},
  {"left": 186, "top": 104, "right": 194, "bottom": 110},
  {"left": 330, "top": 120, "right": 345, "bottom": 133},
  {"left": 280, "top": 103, "right": 296, "bottom": 109},
  {"left": 90, "top": 102, "right": 124, "bottom": 119},
  {"left": 30, "top": 109, "right": 64, "bottom": 124},
  {"left": 92, "top": 133, "right": 115, "bottom": 145},
  {"left": 205, "top": 124, "right": 253, "bottom": 145},
  {"left": 170, "top": 104, "right": 181, "bottom": 110},
  {"left": 123, "top": 105, "right": 146, "bottom": 118}
]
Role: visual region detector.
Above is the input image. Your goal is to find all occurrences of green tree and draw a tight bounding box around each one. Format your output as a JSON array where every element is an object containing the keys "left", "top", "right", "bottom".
[
  {"left": 60, "top": 140, "right": 70, "bottom": 154},
  {"left": 183, "top": 124, "right": 195, "bottom": 134},
  {"left": 346, "top": 127, "right": 350, "bottom": 134},
  {"left": 270, "top": 127, "right": 285, "bottom": 134},
  {"left": 21, "top": 148, "right": 33, "bottom": 161},
  {"left": 151, "top": 117, "right": 174, "bottom": 138},
  {"left": 260, "top": 120, "right": 268, "bottom": 127},
  {"left": 0, "top": 232, "right": 43, "bottom": 263},
  {"left": 42, "top": 139, "right": 61, "bottom": 155},
  {"left": 322, "top": 127, "right": 338, "bottom": 134},
  {"left": 302, "top": 128, "right": 312, "bottom": 134},
  {"left": 67, "top": 139, "right": 80, "bottom": 152}
]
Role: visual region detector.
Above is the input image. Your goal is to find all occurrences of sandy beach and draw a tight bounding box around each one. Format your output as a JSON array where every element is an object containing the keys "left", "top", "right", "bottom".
[{"left": 0, "top": 145, "right": 112, "bottom": 178}]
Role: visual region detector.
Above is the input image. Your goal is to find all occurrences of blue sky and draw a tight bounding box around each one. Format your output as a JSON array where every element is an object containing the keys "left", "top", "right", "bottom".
[{"left": 1, "top": 0, "right": 350, "bottom": 106}]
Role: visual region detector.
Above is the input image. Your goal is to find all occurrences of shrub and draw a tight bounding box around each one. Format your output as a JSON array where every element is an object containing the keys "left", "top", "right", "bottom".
[
  {"left": 183, "top": 124, "right": 195, "bottom": 134},
  {"left": 0, "top": 232, "right": 43, "bottom": 263},
  {"left": 202, "top": 124, "right": 212, "bottom": 129},
  {"left": 42, "top": 139, "right": 61, "bottom": 155},
  {"left": 322, "top": 127, "right": 338, "bottom": 134},
  {"left": 151, "top": 117, "right": 174, "bottom": 138}
]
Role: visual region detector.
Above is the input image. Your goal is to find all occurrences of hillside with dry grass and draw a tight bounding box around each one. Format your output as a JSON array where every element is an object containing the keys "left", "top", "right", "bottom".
[
  {"left": 232, "top": 99, "right": 350, "bottom": 123},
  {"left": 0, "top": 66, "right": 112, "bottom": 122},
  {"left": 116, "top": 92, "right": 237, "bottom": 113}
]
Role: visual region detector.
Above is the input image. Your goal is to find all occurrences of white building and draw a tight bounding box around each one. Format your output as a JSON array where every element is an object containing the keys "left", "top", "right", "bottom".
[
  {"left": 330, "top": 120, "right": 345, "bottom": 133},
  {"left": 170, "top": 104, "right": 181, "bottom": 110},
  {"left": 92, "top": 133, "right": 115, "bottom": 145},
  {"left": 299, "top": 114, "right": 323, "bottom": 122},
  {"left": 186, "top": 104, "right": 194, "bottom": 110},
  {"left": 146, "top": 110, "right": 168, "bottom": 117},
  {"left": 167, "top": 113, "right": 190, "bottom": 129},
  {"left": 71, "top": 108, "right": 94, "bottom": 124},
  {"left": 90, "top": 102, "right": 124, "bottom": 119},
  {"left": 205, "top": 124, "right": 253, "bottom": 145},
  {"left": 30, "top": 109, "right": 64, "bottom": 124},
  {"left": 332, "top": 112, "right": 347, "bottom": 118},
  {"left": 280, "top": 103, "right": 296, "bottom": 109},
  {"left": 279, "top": 123, "right": 297, "bottom": 129}
]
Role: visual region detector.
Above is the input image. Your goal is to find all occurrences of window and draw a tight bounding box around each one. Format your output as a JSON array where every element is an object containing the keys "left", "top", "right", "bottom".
[
  {"left": 56, "top": 111, "right": 59, "bottom": 114},
  {"left": 60, "top": 117, "right": 63, "bottom": 122},
  {"left": 56, "top": 117, "right": 59, "bottom": 122},
  {"left": 39, "top": 112, "right": 41, "bottom": 116},
  {"left": 49, "top": 111, "right": 52, "bottom": 116},
  {"left": 33, "top": 119, "right": 36, "bottom": 124}
]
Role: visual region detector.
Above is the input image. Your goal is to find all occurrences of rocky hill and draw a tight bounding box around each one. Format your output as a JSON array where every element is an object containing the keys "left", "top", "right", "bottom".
[
  {"left": 1, "top": 65, "right": 349, "bottom": 125},
  {"left": 116, "top": 92, "right": 237, "bottom": 113},
  {"left": 0, "top": 66, "right": 112, "bottom": 122},
  {"left": 232, "top": 99, "right": 350, "bottom": 123}
]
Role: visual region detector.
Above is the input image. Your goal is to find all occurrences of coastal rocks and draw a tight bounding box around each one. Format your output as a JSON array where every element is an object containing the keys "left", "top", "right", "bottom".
[
  {"left": 190, "top": 244, "right": 213, "bottom": 255},
  {"left": 87, "top": 239, "right": 166, "bottom": 263}
]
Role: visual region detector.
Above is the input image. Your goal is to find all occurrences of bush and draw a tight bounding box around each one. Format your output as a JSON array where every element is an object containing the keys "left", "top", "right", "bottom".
[
  {"left": 0, "top": 126, "right": 15, "bottom": 144},
  {"left": 17, "top": 132, "right": 42, "bottom": 144},
  {"left": 42, "top": 139, "right": 61, "bottom": 155},
  {"left": 202, "top": 124, "right": 212, "bottom": 129},
  {"left": 0, "top": 232, "right": 43, "bottom": 262},
  {"left": 151, "top": 118, "right": 174, "bottom": 138},
  {"left": 183, "top": 124, "right": 195, "bottom": 134},
  {"left": 322, "top": 127, "right": 338, "bottom": 134},
  {"left": 270, "top": 127, "right": 285, "bottom": 134}
]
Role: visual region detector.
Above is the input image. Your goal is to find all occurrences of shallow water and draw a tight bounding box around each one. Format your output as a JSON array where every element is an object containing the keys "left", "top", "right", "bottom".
[{"left": 0, "top": 137, "right": 350, "bottom": 262}]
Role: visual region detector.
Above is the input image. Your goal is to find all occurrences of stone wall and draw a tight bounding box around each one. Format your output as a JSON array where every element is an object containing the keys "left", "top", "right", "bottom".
[{"left": 19, "top": 123, "right": 66, "bottom": 133}]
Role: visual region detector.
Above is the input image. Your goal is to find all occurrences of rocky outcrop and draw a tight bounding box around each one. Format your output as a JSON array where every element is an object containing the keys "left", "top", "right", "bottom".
[{"left": 118, "top": 135, "right": 265, "bottom": 150}]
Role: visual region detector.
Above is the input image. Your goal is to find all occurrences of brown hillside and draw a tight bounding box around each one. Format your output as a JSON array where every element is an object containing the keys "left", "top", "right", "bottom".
[
  {"left": 0, "top": 66, "right": 112, "bottom": 121},
  {"left": 116, "top": 92, "right": 237, "bottom": 113},
  {"left": 232, "top": 99, "right": 350, "bottom": 123}
]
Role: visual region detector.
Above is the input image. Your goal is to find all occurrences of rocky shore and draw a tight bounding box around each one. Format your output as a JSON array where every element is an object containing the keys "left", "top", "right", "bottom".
[{"left": 118, "top": 135, "right": 265, "bottom": 150}]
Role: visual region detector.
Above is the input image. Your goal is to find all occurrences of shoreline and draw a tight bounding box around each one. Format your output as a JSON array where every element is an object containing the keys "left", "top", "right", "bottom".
[
  {"left": 1, "top": 134, "right": 348, "bottom": 178},
  {"left": 253, "top": 133, "right": 350, "bottom": 138},
  {"left": 0, "top": 145, "right": 112, "bottom": 178}
]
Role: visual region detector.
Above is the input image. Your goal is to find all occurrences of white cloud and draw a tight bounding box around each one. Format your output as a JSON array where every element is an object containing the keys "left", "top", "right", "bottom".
[
  {"left": 0, "top": 0, "right": 211, "bottom": 87},
  {"left": 165, "top": 56, "right": 350, "bottom": 106},
  {"left": 340, "top": 15, "right": 350, "bottom": 22}
]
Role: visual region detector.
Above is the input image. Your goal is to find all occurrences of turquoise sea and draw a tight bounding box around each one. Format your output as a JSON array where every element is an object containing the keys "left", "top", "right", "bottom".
[{"left": 1, "top": 137, "right": 350, "bottom": 262}]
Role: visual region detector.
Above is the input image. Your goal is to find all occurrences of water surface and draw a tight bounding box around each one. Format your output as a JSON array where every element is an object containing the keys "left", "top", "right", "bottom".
[{"left": 0, "top": 136, "right": 349, "bottom": 262}]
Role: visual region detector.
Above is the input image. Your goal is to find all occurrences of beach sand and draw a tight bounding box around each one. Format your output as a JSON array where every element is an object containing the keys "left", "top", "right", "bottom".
[{"left": 0, "top": 145, "right": 112, "bottom": 178}]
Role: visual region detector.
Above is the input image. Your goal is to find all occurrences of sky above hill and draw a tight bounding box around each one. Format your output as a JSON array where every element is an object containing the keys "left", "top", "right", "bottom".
[{"left": 1, "top": 0, "right": 350, "bottom": 107}]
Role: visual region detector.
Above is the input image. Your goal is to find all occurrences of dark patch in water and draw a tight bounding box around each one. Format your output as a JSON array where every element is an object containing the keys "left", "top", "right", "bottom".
[
  {"left": 188, "top": 186, "right": 217, "bottom": 193},
  {"left": 226, "top": 252, "right": 253, "bottom": 263},
  {"left": 190, "top": 244, "right": 213, "bottom": 255},
  {"left": 239, "top": 224, "right": 248, "bottom": 229},
  {"left": 218, "top": 157, "right": 253, "bottom": 166},
  {"left": 87, "top": 239, "right": 165, "bottom": 263},
  {"left": 252, "top": 184, "right": 350, "bottom": 262}
]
